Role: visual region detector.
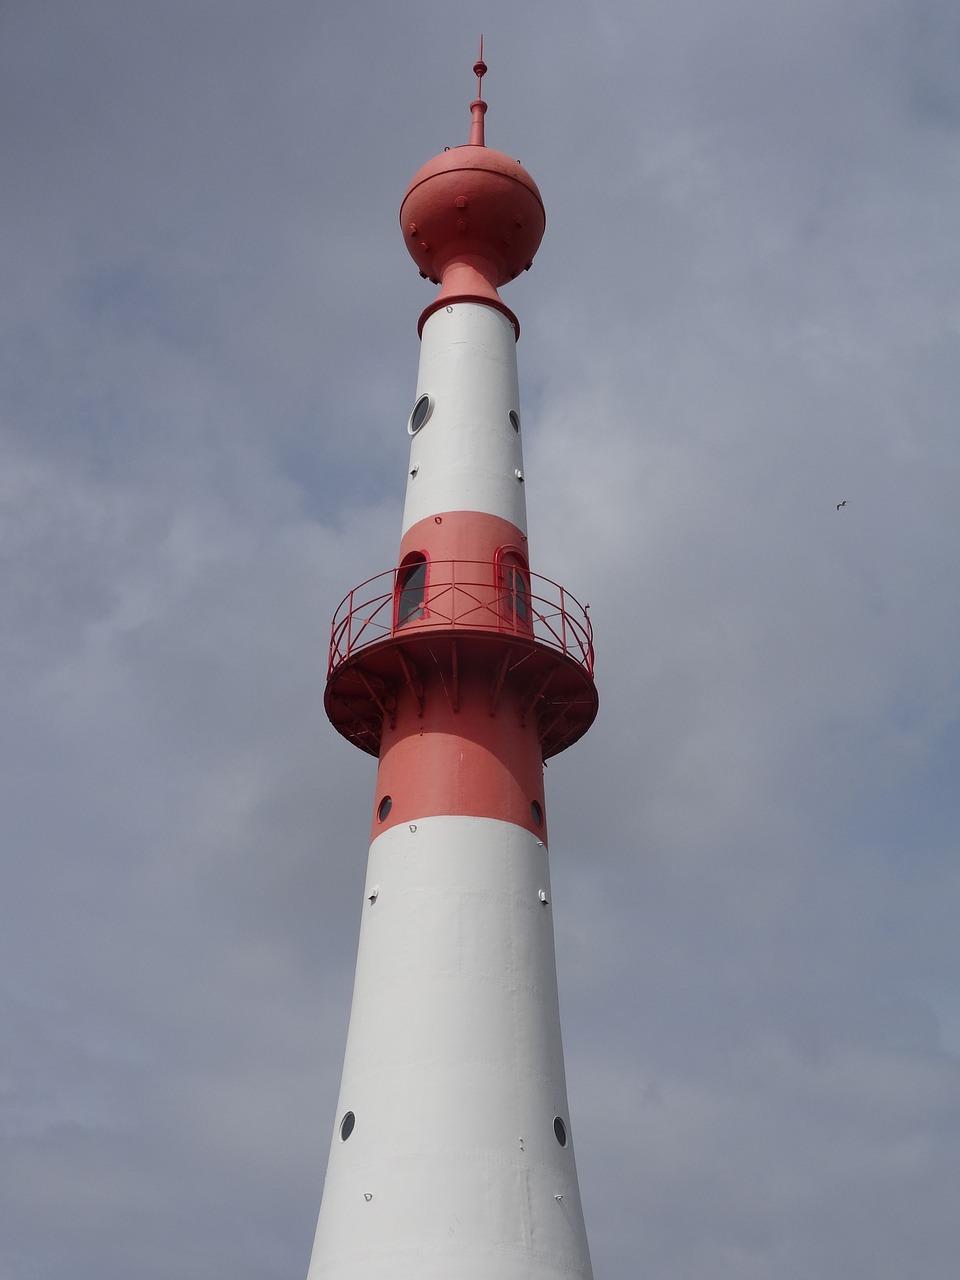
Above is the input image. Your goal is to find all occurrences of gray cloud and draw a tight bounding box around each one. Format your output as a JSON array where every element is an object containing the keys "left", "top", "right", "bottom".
[{"left": 2, "top": 2, "right": 959, "bottom": 1278}]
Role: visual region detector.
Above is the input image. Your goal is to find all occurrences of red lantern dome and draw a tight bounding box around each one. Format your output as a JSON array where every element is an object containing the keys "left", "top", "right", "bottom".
[{"left": 399, "top": 49, "right": 545, "bottom": 336}]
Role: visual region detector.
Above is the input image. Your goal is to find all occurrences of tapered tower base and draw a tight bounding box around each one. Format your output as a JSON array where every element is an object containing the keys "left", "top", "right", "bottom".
[{"left": 306, "top": 817, "right": 593, "bottom": 1280}]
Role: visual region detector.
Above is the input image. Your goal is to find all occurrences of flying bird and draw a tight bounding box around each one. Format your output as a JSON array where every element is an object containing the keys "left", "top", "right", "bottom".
[{"left": 837, "top": 500, "right": 848, "bottom": 510}]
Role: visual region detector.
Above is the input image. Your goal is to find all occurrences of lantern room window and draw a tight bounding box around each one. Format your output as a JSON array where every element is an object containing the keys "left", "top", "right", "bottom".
[
  {"left": 498, "top": 550, "right": 530, "bottom": 628},
  {"left": 504, "top": 563, "right": 528, "bottom": 622},
  {"left": 396, "top": 554, "right": 427, "bottom": 627}
]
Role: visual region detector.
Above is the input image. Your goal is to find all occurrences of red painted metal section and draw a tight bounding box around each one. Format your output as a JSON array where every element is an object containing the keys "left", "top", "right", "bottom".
[
  {"left": 370, "top": 667, "right": 547, "bottom": 842},
  {"left": 399, "top": 509, "right": 525, "bottom": 568},
  {"left": 401, "top": 150, "right": 545, "bottom": 288},
  {"left": 399, "top": 49, "right": 544, "bottom": 339}
]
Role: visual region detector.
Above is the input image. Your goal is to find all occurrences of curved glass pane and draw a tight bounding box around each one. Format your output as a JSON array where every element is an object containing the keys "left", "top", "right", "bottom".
[
  {"left": 501, "top": 559, "right": 529, "bottom": 625},
  {"left": 397, "top": 558, "right": 426, "bottom": 626}
]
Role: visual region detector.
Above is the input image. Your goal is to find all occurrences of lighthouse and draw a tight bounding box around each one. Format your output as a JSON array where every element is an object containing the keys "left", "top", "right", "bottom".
[{"left": 306, "top": 50, "right": 598, "bottom": 1280}]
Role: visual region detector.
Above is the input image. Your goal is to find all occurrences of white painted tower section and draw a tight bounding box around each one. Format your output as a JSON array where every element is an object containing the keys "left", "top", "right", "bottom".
[
  {"left": 307, "top": 818, "right": 590, "bottom": 1279},
  {"left": 402, "top": 303, "right": 527, "bottom": 536}
]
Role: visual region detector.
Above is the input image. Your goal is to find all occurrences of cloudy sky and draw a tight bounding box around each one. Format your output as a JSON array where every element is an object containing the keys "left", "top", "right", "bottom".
[{"left": 3, "top": 2, "right": 960, "bottom": 1277}]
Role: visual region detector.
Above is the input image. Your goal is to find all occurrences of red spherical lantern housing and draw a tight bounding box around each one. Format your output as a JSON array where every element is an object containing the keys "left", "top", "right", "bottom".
[{"left": 400, "top": 140, "right": 545, "bottom": 337}]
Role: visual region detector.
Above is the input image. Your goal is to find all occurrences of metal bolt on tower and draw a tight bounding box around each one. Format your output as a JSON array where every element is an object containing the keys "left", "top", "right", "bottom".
[{"left": 306, "top": 47, "right": 599, "bottom": 1280}]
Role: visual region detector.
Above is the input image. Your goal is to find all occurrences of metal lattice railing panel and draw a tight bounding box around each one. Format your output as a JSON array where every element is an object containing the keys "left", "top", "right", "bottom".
[{"left": 327, "top": 561, "right": 594, "bottom": 678}]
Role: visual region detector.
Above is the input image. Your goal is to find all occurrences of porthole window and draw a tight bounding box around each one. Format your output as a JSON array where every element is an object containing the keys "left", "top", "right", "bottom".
[
  {"left": 377, "top": 795, "right": 392, "bottom": 822},
  {"left": 531, "top": 800, "right": 543, "bottom": 827},
  {"left": 509, "top": 409, "right": 521, "bottom": 433},
  {"left": 340, "top": 1111, "right": 356, "bottom": 1141},
  {"left": 553, "top": 1116, "right": 567, "bottom": 1147},
  {"left": 408, "top": 394, "right": 433, "bottom": 434}
]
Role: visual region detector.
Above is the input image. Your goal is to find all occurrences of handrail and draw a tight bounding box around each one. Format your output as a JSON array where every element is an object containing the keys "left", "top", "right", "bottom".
[{"left": 327, "top": 561, "right": 594, "bottom": 679}]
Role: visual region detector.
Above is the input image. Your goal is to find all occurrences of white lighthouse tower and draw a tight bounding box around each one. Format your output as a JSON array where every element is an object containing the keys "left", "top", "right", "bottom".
[{"left": 306, "top": 50, "right": 598, "bottom": 1280}]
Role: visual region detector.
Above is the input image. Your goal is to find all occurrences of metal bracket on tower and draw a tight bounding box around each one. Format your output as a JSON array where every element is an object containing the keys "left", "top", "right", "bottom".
[
  {"left": 537, "top": 700, "right": 573, "bottom": 753},
  {"left": 518, "top": 666, "right": 557, "bottom": 726},
  {"left": 489, "top": 647, "right": 514, "bottom": 716},
  {"left": 354, "top": 668, "right": 397, "bottom": 731},
  {"left": 449, "top": 639, "right": 460, "bottom": 712},
  {"left": 395, "top": 647, "right": 425, "bottom": 718}
]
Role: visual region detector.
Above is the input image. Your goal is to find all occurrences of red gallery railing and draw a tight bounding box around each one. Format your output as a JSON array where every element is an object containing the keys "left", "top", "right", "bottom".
[{"left": 327, "top": 561, "right": 594, "bottom": 679}]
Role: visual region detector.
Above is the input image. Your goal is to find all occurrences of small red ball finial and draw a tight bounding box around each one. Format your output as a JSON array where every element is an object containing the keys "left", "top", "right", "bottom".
[
  {"left": 473, "top": 34, "right": 487, "bottom": 93},
  {"left": 469, "top": 36, "right": 487, "bottom": 147}
]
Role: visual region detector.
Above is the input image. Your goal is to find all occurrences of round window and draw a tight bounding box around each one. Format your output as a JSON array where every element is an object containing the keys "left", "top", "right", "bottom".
[
  {"left": 531, "top": 800, "right": 543, "bottom": 827},
  {"left": 408, "top": 394, "right": 433, "bottom": 434},
  {"left": 377, "top": 795, "right": 393, "bottom": 822},
  {"left": 509, "top": 410, "right": 521, "bottom": 433},
  {"left": 553, "top": 1116, "right": 567, "bottom": 1147},
  {"left": 340, "top": 1111, "right": 356, "bottom": 1141}
]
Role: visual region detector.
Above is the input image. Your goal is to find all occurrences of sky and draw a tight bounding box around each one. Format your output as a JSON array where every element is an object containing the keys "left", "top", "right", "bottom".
[{"left": 2, "top": 2, "right": 960, "bottom": 1277}]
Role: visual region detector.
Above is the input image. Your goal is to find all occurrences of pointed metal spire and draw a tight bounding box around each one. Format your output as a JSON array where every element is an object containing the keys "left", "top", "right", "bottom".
[{"left": 468, "top": 36, "right": 487, "bottom": 146}]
